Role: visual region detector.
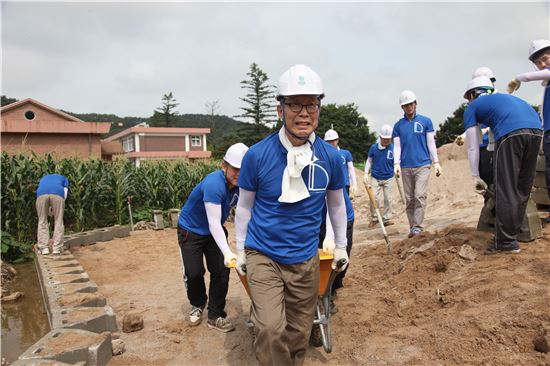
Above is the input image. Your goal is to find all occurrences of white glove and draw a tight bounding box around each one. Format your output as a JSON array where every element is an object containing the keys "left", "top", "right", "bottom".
[
  {"left": 394, "top": 164, "right": 401, "bottom": 178},
  {"left": 349, "top": 185, "right": 357, "bottom": 200},
  {"left": 455, "top": 135, "right": 464, "bottom": 146},
  {"left": 236, "top": 249, "right": 246, "bottom": 276},
  {"left": 222, "top": 250, "right": 237, "bottom": 268},
  {"left": 507, "top": 78, "right": 521, "bottom": 94},
  {"left": 332, "top": 247, "right": 349, "bottom": 272},
  {"left": 434, "top": 162, "right": 442, "bottom": 177},
  {"left": 473, "top": 177, "right": 487, "bottom": 195},
  {"left": 322, "top": 237, "right": 335, "bottom": 254}
]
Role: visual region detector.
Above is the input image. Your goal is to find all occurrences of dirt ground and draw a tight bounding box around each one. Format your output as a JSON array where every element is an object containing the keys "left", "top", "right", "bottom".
[{"left": 72, "top": 143, "right": 550, "bottom": 365}]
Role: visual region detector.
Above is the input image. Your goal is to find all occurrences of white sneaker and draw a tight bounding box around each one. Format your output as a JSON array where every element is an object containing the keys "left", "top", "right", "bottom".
[
  {"left": 40, "top": 248, "right": 50, "bottom": 255},
  {"left": 188, "top": 306, "right": 204, "bottom": 326}
]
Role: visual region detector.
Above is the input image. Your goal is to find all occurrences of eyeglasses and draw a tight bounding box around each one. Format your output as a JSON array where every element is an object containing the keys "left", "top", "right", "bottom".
[{"left": 284, "top": 103, "right": 320, "bottom": 113}]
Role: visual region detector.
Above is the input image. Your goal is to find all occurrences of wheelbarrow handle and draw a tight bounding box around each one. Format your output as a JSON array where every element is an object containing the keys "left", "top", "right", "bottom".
[{"left": 335, "top": 258, "right": 348, "bottom": 271}]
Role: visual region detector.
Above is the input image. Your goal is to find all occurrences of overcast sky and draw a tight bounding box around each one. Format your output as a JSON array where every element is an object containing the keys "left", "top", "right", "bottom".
[{"left": 2, "top": 1, "right": 549, "bottom": 134}]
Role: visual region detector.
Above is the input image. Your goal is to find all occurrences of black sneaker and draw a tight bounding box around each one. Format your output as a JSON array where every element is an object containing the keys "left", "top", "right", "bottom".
[{"left": 484, "top": 245, "right": 521, "bottom": 255}]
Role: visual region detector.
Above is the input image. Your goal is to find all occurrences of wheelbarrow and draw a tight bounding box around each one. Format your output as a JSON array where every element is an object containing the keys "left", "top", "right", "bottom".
[{"left": 231, "top": 249, "right": 346, "bottom": 353}]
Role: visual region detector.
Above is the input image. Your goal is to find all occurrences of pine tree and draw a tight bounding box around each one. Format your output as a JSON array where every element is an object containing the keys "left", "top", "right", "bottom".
[
  {"left": 154, "top": 92, "right": 179, "bottom": 127},
  {"left": 435, "top": 104, "right": 467, "bottom": 147},
  {"left": 236, "top": 63, "right": 277, "bottom": 132}
]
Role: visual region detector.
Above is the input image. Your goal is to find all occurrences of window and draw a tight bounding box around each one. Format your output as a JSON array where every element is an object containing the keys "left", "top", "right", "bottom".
[
  {"left": 24, "top": 110, "right": 35, "bottom": 120},
  {"left": 122, "top": 136, "right": 135, "bottom": 152},
  {"left": 191, "top": 136, "right": 202, "bottom": 147}
]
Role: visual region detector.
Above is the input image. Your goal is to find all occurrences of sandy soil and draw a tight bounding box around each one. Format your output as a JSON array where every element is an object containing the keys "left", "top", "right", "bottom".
[{"left": 72, "top": 142, "right": 550, "bottom": 365}]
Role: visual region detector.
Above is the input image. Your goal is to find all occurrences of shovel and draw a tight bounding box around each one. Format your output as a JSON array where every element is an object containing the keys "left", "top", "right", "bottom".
[
  {"left": 365, "top": 183, "right": 392, "bottom": 255},
  {"left": 395, "top": 174, "right": 406, "bottom": 205}
]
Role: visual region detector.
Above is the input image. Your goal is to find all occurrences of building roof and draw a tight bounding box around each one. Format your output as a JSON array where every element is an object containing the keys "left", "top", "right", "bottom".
[
  {"left": 103, "top": 126, "right": 211, "bottom": 142},
  {"left": 1, "top": 98, "right": 111, "bottom": 134}
]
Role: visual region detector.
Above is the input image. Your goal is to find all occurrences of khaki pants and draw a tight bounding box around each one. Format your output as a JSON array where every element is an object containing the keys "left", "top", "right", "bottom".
[
  {"left": 369, "top": 177, "right": 393, "bottom": 222},
  {"left": 36, "top": 194, "right": 65, "bottom": 252},
  {"left": 247, "top": 250, "right": 319, "bottom": 366},
  {"left": 402, "top": 165, "right": 431, "bottom": 228}
]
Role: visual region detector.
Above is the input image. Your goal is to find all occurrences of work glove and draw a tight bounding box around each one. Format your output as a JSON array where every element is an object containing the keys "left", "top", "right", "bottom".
[
  {"left": 322, "top": 237, "right": 335, "bottom": 254},
  {"left": 222, "top": 250, "right": 237, "bottom": 268},
  {"left": 394, "top": 164, "right": 401, "bottom": 178},
  {"left": 236, "top": 249, "right": 246, "bottom": 276},
  {"left": 454, "top": 135, "right": 464, "bottom": 146},
  {"left": 473, "top": 177, "right": 488, "bottom": 195},
  {"left": 332, "top": 247, "right": 349, "bottom": 272},
  {"left": 434, "top": 162, "right": 442, "bottom": 177},
  {"left": 349, "top": 185, "right": 357, "bottom": 200},
  {"left": 507, "top": 78, "right": 521, "bottom": 94},
  {"left": 363, "top": 174, "right": 372, "bottom": 188}
]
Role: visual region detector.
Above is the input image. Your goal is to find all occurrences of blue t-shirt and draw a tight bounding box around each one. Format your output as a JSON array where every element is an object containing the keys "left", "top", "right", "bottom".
[
  {"left": 343, "top": 188, "right": 354, "bottom": 222},
  {"left": 543, "top": 75, "right": 550, "bottom": 132},
  {"left": 464, "top": 93, "right": 542, "bottom": 141},
  {"left": 178, "top": 170, "right": 239, "bottom": 236},
  {"left": 392, "top": 114, "right": 434, "bottom": 168},
  {"left": 238, "top": 133, "right": 346, "bottom": 265},
  {"left": 338, "top": 148, "right": 353, "bottom": 186},
  {"left": 368, "top": 143, "right": 394, "bottom": 180},
  {"left": 36, "top": 174, "right": 69, "bottom": 199}
]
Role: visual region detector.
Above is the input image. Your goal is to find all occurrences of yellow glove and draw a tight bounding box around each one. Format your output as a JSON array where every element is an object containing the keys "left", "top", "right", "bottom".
[
  {"left": 507, "top": 78, "right": 521, "bottom": 94},
  {"left": 434, "top": 162, "right": 442, "bottom": 177}
]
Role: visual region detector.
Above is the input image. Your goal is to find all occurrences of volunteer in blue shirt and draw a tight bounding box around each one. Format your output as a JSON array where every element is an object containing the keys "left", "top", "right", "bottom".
[
  {"left": 36, "top": 174, "right": 69, "bottom": 255},
  {"left": 508, "top": 39, "right": 550, "bottom": 223},
  {"left": 463, "top": 76, "right": 542, "bottom": 254},
  {"left": 323, "top": 128, "right": 358, "bottom": 198},
  {"left": 392, "top": 90, "right": 442, "bottom": 237},
  {"left": 177, "top": 142, "right": 248, "bottom": 332},
  {"left": 234, "top": 64, "right": 348, "bottom": 366},
  {"left": 365, "top": 124, "right": 395, "bottom": 226}
]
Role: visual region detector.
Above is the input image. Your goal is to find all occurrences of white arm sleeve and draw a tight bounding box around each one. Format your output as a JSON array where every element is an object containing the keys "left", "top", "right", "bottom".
[
  {"left": 64, "top": 187, "right": 68, "bottom": 200},
  {"left": 347, "top": 161, "right": 357, "bottom": 186},
  {"left": 326, "top": 189, "right": 348, "bottom": 249},
  {"left": 466, "top": 126, "right": 481, "bottom": 176},
  {"left": 365, "top": 157, "right": 373, "bottom": 174},
  {"left": 204, "top": 202, "right": 231, "bottom": 254},
  {"left": 427, "top": 132, "right": 439, "bottom": 163},
  {"left": 325, "top": 211, "right": 334, "bottom": 241},
  {"left": 516, "top": 69, "right": 550, "bottom": 82},
  {"left": 393, "top": 137, "right": 401, "bottom": 165},
  {"left": 235, "top": 188, "right": 256, "bottom": 251}
]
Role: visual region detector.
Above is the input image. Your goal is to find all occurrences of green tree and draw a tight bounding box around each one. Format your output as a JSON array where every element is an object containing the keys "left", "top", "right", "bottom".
[
  {"left": 153, "top": 92, "right": 179, "bottom": 127},
  {"left": 318, "top": 103, "right": 376, "bottom": 162},
  {"left": 236, "top": 62, "right": 277, "bottom": 132},
  {"left": 1, "top": 95, "right": 18, "bottom": 107},
  {"left": 435, "top": 104, "right": 467, "bottom": 147}
]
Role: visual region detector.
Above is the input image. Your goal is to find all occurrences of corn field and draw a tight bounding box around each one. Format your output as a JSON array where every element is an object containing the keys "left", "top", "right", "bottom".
[{"left": 1, "top": 152, "right": 219, "bottom": 245}]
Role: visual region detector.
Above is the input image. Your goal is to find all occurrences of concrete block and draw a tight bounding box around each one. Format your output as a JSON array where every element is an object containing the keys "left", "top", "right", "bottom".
[
  {"left": 532, "top": 187, "right": 550, "bottom": 206},
  {"left": 11, "top": 359, "right": 83, "bottom": 365},
  {"left": 518, "top": 198, "right": 542, "bottom": 242},
  {"left": 52, "top": 306, "right": 118, "bottom": 333},
  {"left": 46, "top": 265, "right": 85, "bottom": 276},
  {"left": 111, "top": 225, "right": 130, "bottom": 238},
  {"left": 73, "top": 232, "right": 98, "bottom": 246},
  {"left": 534, "top": 171, "right": 547, "bottom": 188},
  {"left": 64, "top": 235, "right": 83, "bottom": 249},
  {"left": 57, "top": 293, "right": 107, "bottom": 308},
  {"left": 153, "top": 210, "right": 165, "bottom": 230},
  {"left": 92, "top": 228, "right": 115, "bottom": 242},
  {"left": 169, "top": 209, "right": 180, "bottom": 228},
  {"left": 48, "top": 273, "right": 90, "bottom": 285},
  {"left": 52, "top": 281, "right": 98, "bottom": 296},
  {"left": 536, "top": 154, "right": 545, "bottom": 172},
  {"left": 18, "top": 328, "right": 112, "bottom": 366}
]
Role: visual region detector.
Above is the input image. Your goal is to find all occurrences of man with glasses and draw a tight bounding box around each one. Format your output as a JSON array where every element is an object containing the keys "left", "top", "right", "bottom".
[
  {"left": 234, "top": 64, "right": 348, "bottom": 366},
  {"left": 392, "top": 90, "right": 442, "bottom": 238}
]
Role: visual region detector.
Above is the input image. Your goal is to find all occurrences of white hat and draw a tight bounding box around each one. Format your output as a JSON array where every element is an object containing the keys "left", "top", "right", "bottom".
[
  {"left": 399, "top": 90, "right": 417, "bottom": 106},
  {"left": 528, "top": 39, "right": 550, "bottom": 62},
  {"left": 277, "top": 64, "right": 324, "bottom": 101},
  {"left": 472, "top": 67, "right": 496, "bottom": 82},
  {"left": 223, "top": 143, "right": 248, "bottom": 168},
  {"left": 324, "top": 129, "right": 339, "bottom": 141},
  {"left": 464, "top": 76, "right": 494, "bottom": 99},
  {"left": 379, "top": 124, "right": 393, "bottom": 139}
]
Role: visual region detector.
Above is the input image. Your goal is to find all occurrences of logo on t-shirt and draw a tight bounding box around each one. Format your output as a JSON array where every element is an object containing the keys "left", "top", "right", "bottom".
[
  {"left": 387, "top": 150, "right": 394, "bottom": 160},
  {"left": 306, "top": 160, "right": 329, "bottom": 192},
  {"left": 414, "top": 122, "right": 424, "bottom": 134},
  {"left": 229, "top": 193, "right": 239, "bottom": 207}
]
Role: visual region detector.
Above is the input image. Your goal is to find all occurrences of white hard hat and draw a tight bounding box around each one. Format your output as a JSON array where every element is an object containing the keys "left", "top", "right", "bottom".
[
  {"left": 223, "top": 143, "right": 248, "bottom": 168},
  {"left": 324, "top": 129, "right": 339, "bottom": 141},
  {"left": 399, "top": 90, "right": 416, "bottom": 106},
  {"left": 528, "top": 39, "right": 550, "bottom": 62},
  {"left": 379, "top": 124, "right": 393, "bottom": 139},
  {"left": 464, "top": 76, "right": 494, "bottom": 99},
  {"left": 472, "top": 67, "right": 496, "bottom": 82},
  {"left": 276, "top": 64, "right": 324, "bottom": 101}
]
